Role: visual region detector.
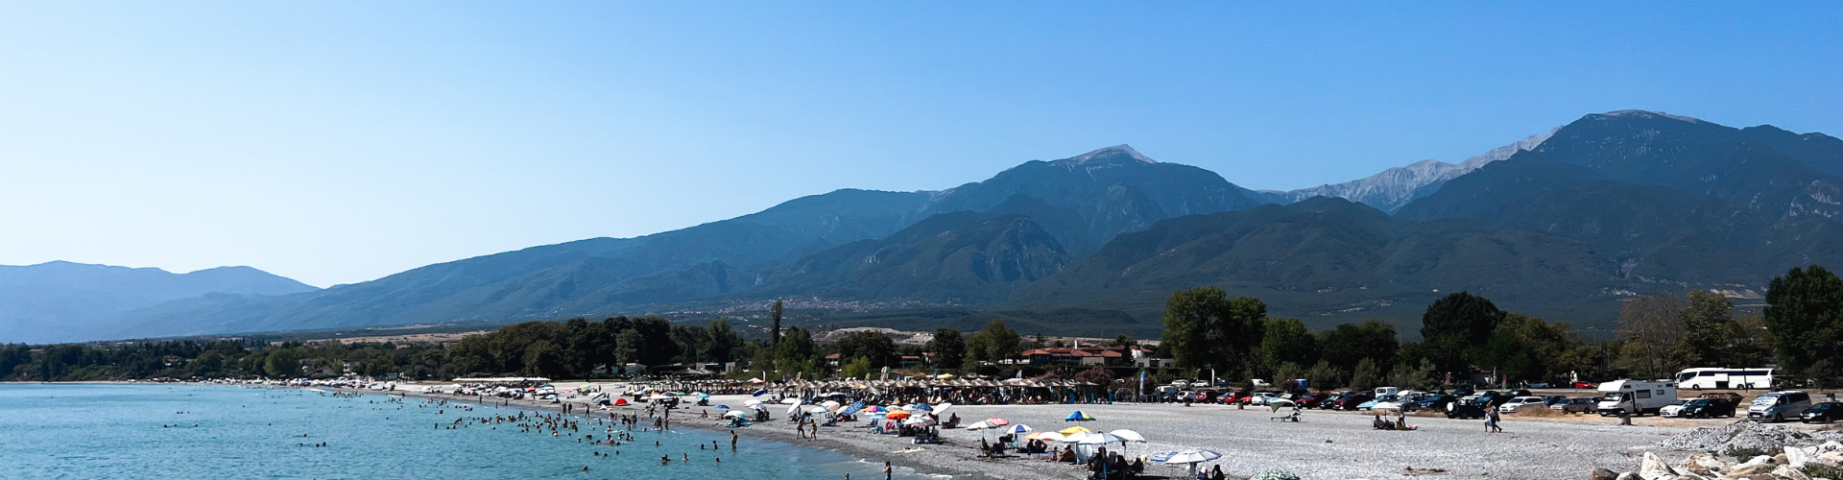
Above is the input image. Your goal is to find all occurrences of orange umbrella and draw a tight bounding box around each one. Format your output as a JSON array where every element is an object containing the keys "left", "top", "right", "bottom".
[{"left": 886, "top": 411, "right": 912, "bottom": 420}]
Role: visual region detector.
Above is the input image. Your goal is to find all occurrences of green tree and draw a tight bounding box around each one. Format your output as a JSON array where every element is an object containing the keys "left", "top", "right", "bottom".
[
  {"left": 1764, "top": 265, "right": 1843, "bottom": 380},
  {"left": 1348, "top": 358, "right": 1382, "bottom": 390},
  {"left": 1619, "top": 292, "right": 1684, "bottom": 379},
  {"left": 1160, "top": 287, "right": 1265, "bottom": 375},
  {"left": 1257, "top": 317, "right": 1318, "bottom": 372},
  {"left": 770, "top": 300, "right": 784, "bottom": 348},
  {"left": 969, "top": 320, "right": 1021, "bottom": 362},
  {"left": 926, "top": 328, "right": 966, "bottom": 371},
  {"left": 776, "top": 327, "right": 816, "bottom": 363},
  {"left": 1110, "top": 335, "right": 1138, "bottom": 348},
  {"left": 614, "top": 328, "right": 642, "bottom": 368},
  {"left": 836, "top": 330, "right": 897, "bottom": 368},
  {"left": 840, "top": 357, "right": 875, "bottom": 379},
  {"left": 1319, "top": 318, "right": 1397, "bottom": 373},
  {"left": 700, "top": 318, "right": 744, "bottom": 364},
  {"left": 1420, "top": 292, "right": 1506, "bottom": 372},
  {"left": 264, "top": 347, "right": 304, "bottom": 378}
]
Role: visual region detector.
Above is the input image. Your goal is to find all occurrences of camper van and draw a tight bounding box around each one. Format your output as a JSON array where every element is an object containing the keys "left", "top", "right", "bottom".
[
  {"left": 1596, "top": 380, "right": 1678, "bottom": 416},
  {"left": 1674, "top": 368, "right": 1774, "bottom": 390},
  {"left": 1748, "top": 391, "right": 1813, "bottom": 423}
]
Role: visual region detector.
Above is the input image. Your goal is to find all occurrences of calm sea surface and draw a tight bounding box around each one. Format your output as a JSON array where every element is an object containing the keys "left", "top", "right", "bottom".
[{"left": 0, "top": 384, "right": 928, "bottom": 480}]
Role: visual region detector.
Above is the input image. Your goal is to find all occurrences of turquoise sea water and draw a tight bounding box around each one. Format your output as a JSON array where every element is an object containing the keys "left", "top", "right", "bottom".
[{"left": 0, "top": 384, "right": 923, "bottom": 480}]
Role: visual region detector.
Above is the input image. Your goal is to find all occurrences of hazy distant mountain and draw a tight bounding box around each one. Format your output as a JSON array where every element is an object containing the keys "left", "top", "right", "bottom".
[
  {"left": 47, "top": 110, "right": 1843, "bottom": 342},
  {"left": 1253, "top": 131, "right": 1553, "bottom": 213},
  {"left": 0, "top": 261, "right": 316, "bottom": 343}
]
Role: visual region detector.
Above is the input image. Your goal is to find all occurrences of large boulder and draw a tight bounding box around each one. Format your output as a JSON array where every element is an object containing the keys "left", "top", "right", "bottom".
[
  {"left": 1591, "top": 467, "right": 1620, "bottom": 480},
  {"left": 1683, "top": 452, "right": 1726, "bottom": 476},
  {"left": 1643, "top": 452, "right": 1682, "bottom": 480}
]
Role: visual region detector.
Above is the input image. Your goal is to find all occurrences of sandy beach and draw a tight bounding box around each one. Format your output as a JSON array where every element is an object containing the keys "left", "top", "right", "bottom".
[{"left": 363, "top": 383, "right": 1715, "bottom": 480}]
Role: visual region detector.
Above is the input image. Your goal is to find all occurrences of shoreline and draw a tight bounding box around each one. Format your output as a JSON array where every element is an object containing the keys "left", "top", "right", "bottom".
[{"left": 321, "top": 385, "right": 1027, "bottom": 480}]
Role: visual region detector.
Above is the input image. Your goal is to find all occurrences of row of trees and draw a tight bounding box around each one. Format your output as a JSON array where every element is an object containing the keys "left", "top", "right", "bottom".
[
  {"left": 6, "top": 265, "right": 1839, "bottom": 386},
  {"left": 1160, "top": 265, "right": 1843, "bottom": 390}
]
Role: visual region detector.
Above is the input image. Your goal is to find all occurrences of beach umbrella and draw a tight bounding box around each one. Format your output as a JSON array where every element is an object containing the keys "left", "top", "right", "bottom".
[
  {"left": 1064, "top": 411, "right": 1095, "bottom": 422},
  {"left": 885, "top": 411, "right": 912, "bottom": 420},
  {"left": 907, "top": 404, "right": 933, "bottom": 411},
  {"left": 612, "top": 398, "right": 629, "bottom": 406},
  {"left": 1025, "top": 431, "right": 1066, "bottom": 442},
  {"left": 648, "top": 393, "right": 669, "bottom": 400},
  {"left": 936, "top": 373, "right": 956, "bottom": 380},
  {"left": 964, "top": 420, "right": 994, "bottom": 431},
  {"left": 716, "top": 405, "right": 730, "bottom": 410},
  {"left": 902, "top": 416, "right": 936, "bottom": 427},
  {"left": 1109, "top": 429, "right": 1146, "bottom": 443},
  {"left": 983, "top": 417, "right": 1010, "bottom": 427},
  {"left": 1267, "top": 399, "right": 1297, "bottom": 413},
  {"left": 744, "top": 400, "right": 763, "bottom": 407},
  {"left": 780, "top": 398, "right": 801, "bottom": 405},
  {"left": 932, "top": 402, "right": 953, "bottom": 415},
  {"left": 786, "top": 402, "right": 804, "bottom": 416},
  {"left": 1003, "top": 424, "right": 1033, "bottom": 435},
  {"left": 806, "top": 406, "right": 831, "bottom": 414},
  {"left": 863, "top": 406, "right": 888, "bottom": 414},
  {"left": 752, "top": 389, "right": 768, "bottom": 396},
  {"left": 1151, "top": 449, "right": 1222, "bottom": 476},
  {"left": 750, "top": 405, "right": 768, "bottom": 411},
  {"left": 821, "top": 400, "right": 842, "bottom": 409},
  {"left": 1078, "top": 432, "right": 1126, "bottom": 445},
  {"left": 1060, "top": 431, "right": 1092, "bottom": 443},
  {"left": 748, "top": 378, "right": 765, "bottom": 384},
  {"left": 1058, "top": 426, "right": 1092, "bottom": 436},
  {"left": 695, "top": 393, "right": 711, "bottom": 399},
  {"left": 723, "top": 410, "right": 750, "bottom": 419}
]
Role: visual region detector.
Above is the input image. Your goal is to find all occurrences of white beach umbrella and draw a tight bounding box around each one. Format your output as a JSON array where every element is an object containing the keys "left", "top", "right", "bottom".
[
  {"left": 806, "top": 406, "right": 831, "bottom": 414},
  {"left": 744, "top": 400, "right": 763, "bottom": 407},
  {"left": 932, "top": 402, "right": 953, "bottom": 415},
  {"left": 1060, "top": 431, "right": 1092, "bottom": 443},
  {"left": 786, "top": 402, "right": 804, "bottom": 416},
  {"left": 902, "top": 416, "right": 936, "bottom": 427},
  {"left": 723, "top": 410, "right": 750, "bottom": 419},
  {"left": 965, "top": 420, "right": 994, "bottom": 431},
  {"left": 1078, "top": 432, "right": 1126, "bottom": 445},
  {"left": 1151, "top": 449, "right": 1223, "bottom": 477},
  {"left": 821, "top": 400, "right": 841, "bottom": 409},
  {"left": 780, "top": 398, "right": 801, "bottom": 405},
  {"left": 1026, "top": 431, "right": 1066, "bottom": 443},
  {"left": 1109, "top": 429, "right": 1147, "bottom": 443}
]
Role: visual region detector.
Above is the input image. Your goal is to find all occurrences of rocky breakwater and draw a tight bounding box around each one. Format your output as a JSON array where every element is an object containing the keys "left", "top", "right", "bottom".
[{"left": 1594, "top": 422, "right": 1843, "bottom": 480}]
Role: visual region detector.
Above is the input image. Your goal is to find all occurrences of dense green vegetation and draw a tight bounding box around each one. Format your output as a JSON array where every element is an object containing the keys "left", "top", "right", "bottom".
[{"left": 5, "top": 265, "right": 1840, "bottom": 388}]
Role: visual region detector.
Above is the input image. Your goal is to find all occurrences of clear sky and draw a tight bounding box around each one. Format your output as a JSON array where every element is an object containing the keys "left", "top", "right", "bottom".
[{"left": 2, "top": 2, "right": 1839, "bottom": 288}]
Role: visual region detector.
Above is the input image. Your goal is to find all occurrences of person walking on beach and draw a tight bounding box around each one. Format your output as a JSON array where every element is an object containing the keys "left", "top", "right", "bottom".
[{"left": 1485, "top": 408, "right": 1502, "bottom": 433}]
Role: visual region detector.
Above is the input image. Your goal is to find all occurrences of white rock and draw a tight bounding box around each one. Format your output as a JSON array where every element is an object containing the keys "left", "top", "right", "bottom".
[
  {"left": 1773, "top": 464, "right": 1812, "bottom": 480},
  {"left": 1643, "top": 452, "right": 1682, "bottom": 480}
]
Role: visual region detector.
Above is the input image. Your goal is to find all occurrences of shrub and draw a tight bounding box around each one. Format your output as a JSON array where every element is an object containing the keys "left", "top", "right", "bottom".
[{"left": 1806, "top": 463, "right": 1843, "bottom": 480}]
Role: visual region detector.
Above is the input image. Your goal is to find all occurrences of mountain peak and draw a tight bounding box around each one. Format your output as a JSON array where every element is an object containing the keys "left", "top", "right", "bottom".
[
  {"left": 1057, "top": 145, "right": 1157, "bottom": 166},
  {"left": 1594, "top": 110, "right": 1708, "bottom": 124}
]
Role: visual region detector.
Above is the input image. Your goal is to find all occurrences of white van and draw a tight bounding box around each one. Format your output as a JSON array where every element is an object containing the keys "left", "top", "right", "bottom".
[
  {"left": 1596, "top": 380, "right": 1678, "bottom": 416},
  {"left": 1374, "top": 387, "right": 1400, "bottom": 398},
  {"left": 1674, "top": 368, "right": 1774, "bottom": 390},
  {"left": 1748, "top": 391, "right": 1813, "bottom": 423}
]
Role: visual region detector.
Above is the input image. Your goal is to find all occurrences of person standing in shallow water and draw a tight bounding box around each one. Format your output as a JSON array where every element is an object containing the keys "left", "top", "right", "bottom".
[{"left": 883, "top": 461, "right": 892, "bottom": 480}]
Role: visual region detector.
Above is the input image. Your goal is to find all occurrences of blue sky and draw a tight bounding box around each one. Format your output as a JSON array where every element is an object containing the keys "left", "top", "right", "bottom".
[{"left": 1, "top": 2, "right": 1838, "bottom": 287}]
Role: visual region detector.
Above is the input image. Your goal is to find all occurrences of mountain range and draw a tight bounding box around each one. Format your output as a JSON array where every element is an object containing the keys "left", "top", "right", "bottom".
[
  {"left": 0, "top": 262, "right": 316, "bottom": 343},
  {"left": 9, "top": 109, "right": 1842, "bottom": 343}
]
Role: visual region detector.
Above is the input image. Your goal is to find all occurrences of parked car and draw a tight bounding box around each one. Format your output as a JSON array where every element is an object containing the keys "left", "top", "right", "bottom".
[
  {"left": 1498, "top": 396, "right": 1548, "bottom": 414},
  {"left": 1528, "top": 383, "right": 1552, "bottom": 388},
  {"left": 1659, "top": 399, "right": 1695, "bottom": 417},
  {"left": 1505, "top": 389, "right": 1533, "bottom": 398},
  {"left": 1469, "top": 391, "right": 1509, "bottom": 407},
  {"left": 1326, "top": 391, "right": 1375, "bottom": 410},
  {"left": 1292, "top": 392, "right": 1326, "bottom": 408},
  {"left": 1679, "top": 398, "right": 1737, "bottom": 418},
  {"left": 1540, "top": 395, "right": 1569, "bottom": 406},
  {"left": 1551, "top": 397, "right": 1597, "bottom": 414},
  {"left": 1445, "top": 402, "right": 1488, "bottom": 419},
  {"left": 1801, "top": 402, "right": 1842, "bottom": 424},
  {"left": 1451, "top": 386, "right": 1476, "bottom": 397},
  {"left": 1412, "top": 394, "right": 1456, "bottom": 412},
  {"left": 1749, "top": 391, "right": 1814, "bottom": 423},
  {"left": 1572, "top": 381, "right": 1596, "bottom": 389}
]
